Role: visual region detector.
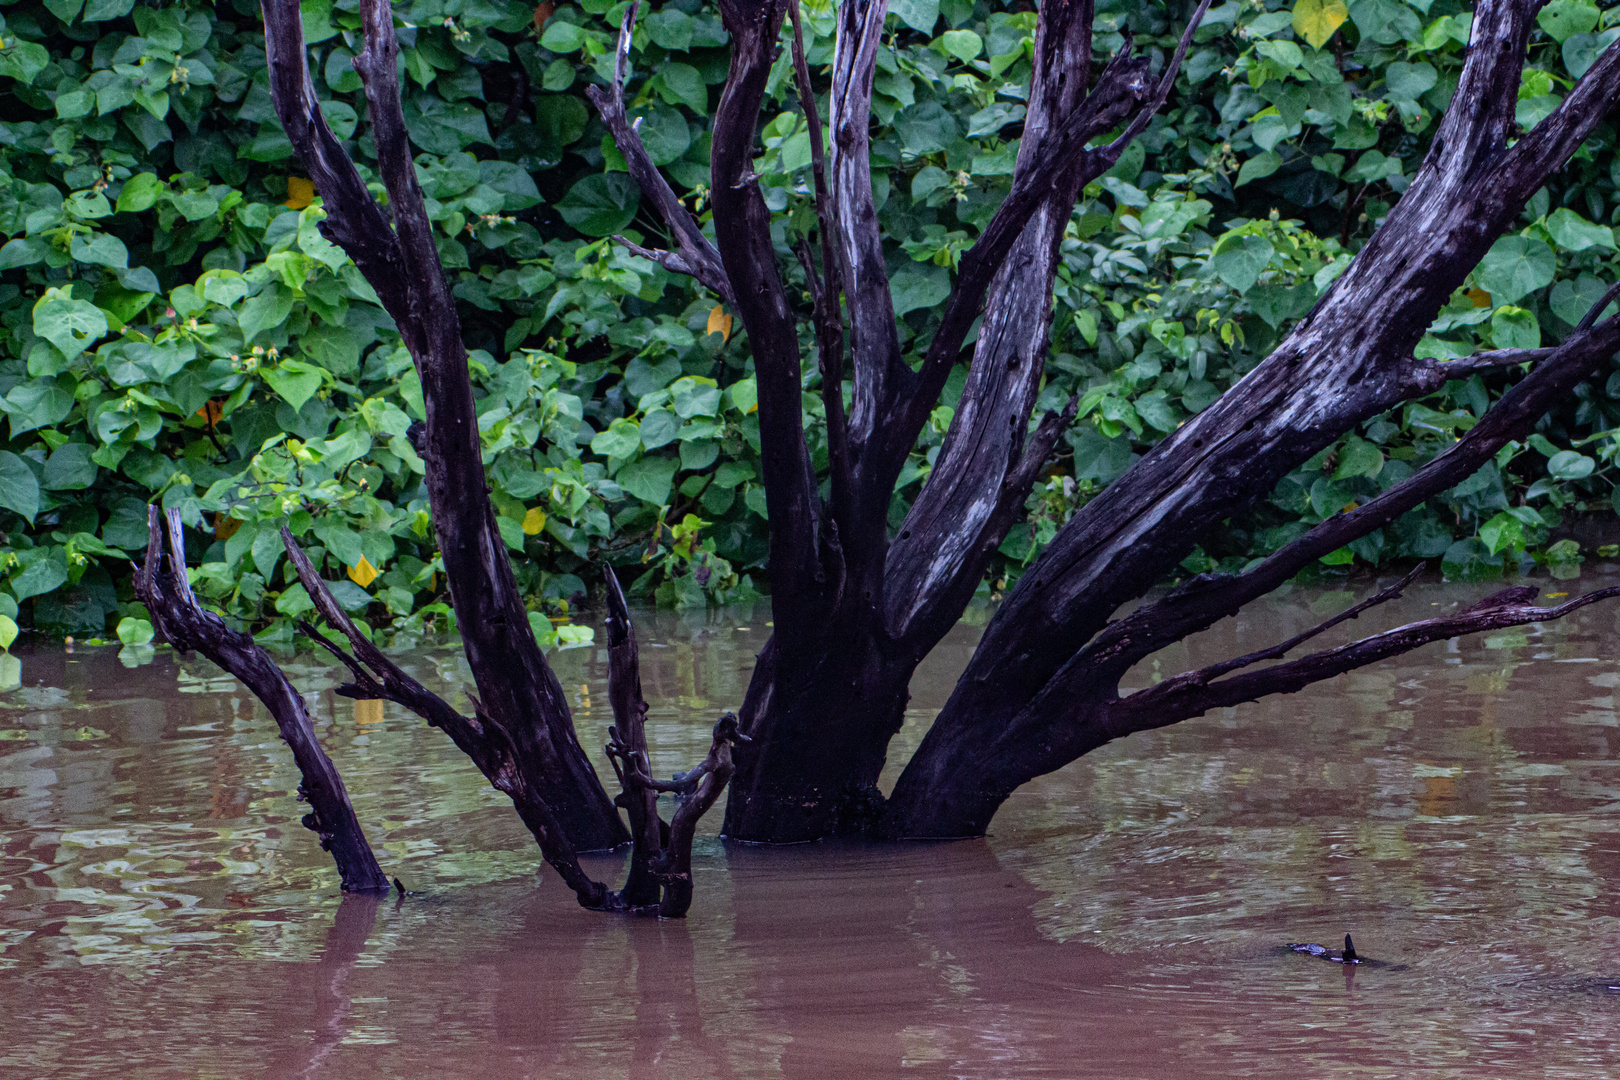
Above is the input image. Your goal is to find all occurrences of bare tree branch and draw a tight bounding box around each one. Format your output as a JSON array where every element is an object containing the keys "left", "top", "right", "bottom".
[
  {"left": 1106, "top": 583, "right": 1620, "bottom": 736},
  {"left": 258, "top": 0, "right": 626, "bottom": 849},
  {"left": 1070, "top": 298, "right": 1620, "bottom": 692},
  {"left": 602, "top": 566, "right": 664, "bottom": 908},
  {"left": 828, "top": 0, "right": 909, "bottom": 462},
  {"left": 279, "top": 528, "right": 614, "bottom": 909},
  {"left": 587, "top": 3, "right": 736, "bottom": 305},
  {"left": 136, "top": 507, "right": 389, "bottom": 893},
  {"left": 711, "top": 0, "right": 827, "bottom": 647},
  {"left": 789, "top": 1, "right": 853, "bottom": 525}
]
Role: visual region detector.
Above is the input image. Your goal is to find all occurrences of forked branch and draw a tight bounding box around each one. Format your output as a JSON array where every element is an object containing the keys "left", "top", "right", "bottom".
[
  {"left": 587, "top": 2, "right": 736, "bottom": 305},
  {"left": 1107, "top": 583, "right": 1620, "bottom": 736},
  {"left": 136, "top": 507, "right": 389, "bottom": 893}
]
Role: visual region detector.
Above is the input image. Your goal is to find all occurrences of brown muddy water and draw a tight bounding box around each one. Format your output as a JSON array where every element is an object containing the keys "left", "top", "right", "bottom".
[{"left": 5, "top": 574, "right": 1620, "bottom": 1078}]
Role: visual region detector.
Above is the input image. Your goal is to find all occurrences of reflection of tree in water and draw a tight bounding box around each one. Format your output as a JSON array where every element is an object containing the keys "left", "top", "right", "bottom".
[{"left": 264, "top": 892, "right": 381, "bottom": 1080}]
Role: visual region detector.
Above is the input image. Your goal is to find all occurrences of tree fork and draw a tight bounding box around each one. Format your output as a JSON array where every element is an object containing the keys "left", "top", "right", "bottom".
[{"left": 259, "top": 0, "right": 624, "bottom": 849}]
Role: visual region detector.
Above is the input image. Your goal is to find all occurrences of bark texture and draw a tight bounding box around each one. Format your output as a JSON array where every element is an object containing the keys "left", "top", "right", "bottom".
[
  {"left": 260, "top": 0, "right": 624, "bottom": 850},
  {"left": 136, "top": 508, "right": 389, "bottom": 893},
  {"left": 599, "top": 0, "right": 1620, "bottom": 843}
]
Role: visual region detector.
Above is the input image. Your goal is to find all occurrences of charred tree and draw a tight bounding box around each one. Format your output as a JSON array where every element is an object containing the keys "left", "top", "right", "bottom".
[
  {"left": 595, "top": 0, "right": 1620, "bottom": 843},
  {"left": 135, "top": 0, "right": 749, "bottom": 913}
]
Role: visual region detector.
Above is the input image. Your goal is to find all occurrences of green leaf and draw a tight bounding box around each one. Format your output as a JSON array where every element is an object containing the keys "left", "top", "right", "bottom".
[
  {"left": 1348, "top": 0, "right": 1421, "bottom": 45},
  {"left": 939, "top": 30, "right": 983, "bottom": 62},
  {"left": 1236, "top": 151, "right": 1282, "bottom": 187},
  {"left": 1490, "top": 306, "right": 1540, "bottom": 350},
  {"left": 44, "top": 0, "right": 85, "bottom": 23},
  {"left": 238, "top": 283, "right": 296, "bottom": 342},
  {"left": 263, "top": 360, "right": 325, "bottom": 412},
  {"left": 10, "top": 548, "right": 67, "bottom": 601},
  {"left": 541, "top": 21, "right": 591, "bottom": 53},
  {"left": 1544, "top": 208, "right": 1616, "bottom": 252},
  {"left": 43, "top": 443, "right": 97, "bottom": 490},
  {"left": 115, "top": 172, "right": 164, "bottom": 212},
  {"left": 1547, "top": 449, "right": 1595, "bottom": 479},
  {"left": 6, "top": 379, "right": 76, "bottom": 437},
  {"left": 69, "top": 233, "right": 129, "bottom": 269},
  {"left": 617, "top": 456, "right": 678, "bottom": 505},
  {"left": 83, "top": 0, "right": 135, "bottom": 20},
  {"left": 0, "top": 613, "right": 16, "bottom": 652},
  {"left": 0, "top": 40, "right": 49, "bottom": 84},
  {"left": 1292, "top": 0, "right": 1349, "bottom": 48},
  {"left": 632, "top": 105, "right": 691, "bottom": 166},
  {"left": 592, "top": 417, "right": 644, "bottom": 458},
  {"left": 32, "top": 288, "right": 108, "bottom": 362},
  {"left": 116, "top": 616, "right": 154, "bottom": 645},
  {"left": 1384, "top": 61, "right": 1437, "bottom": 102},
  {"left": 0, "top": 237, "right": 48, "bottom": 270},
  {"left": 1550, "top": 274, "right": 1618, "bottom": 326},
  {"left": 556, "top": 173, "right": 639, "bottom": 237},
  {"left": 890, "top": 263, "right": 951, "bottom": 317},
  {"left": 0, "top": 452, "right": 34, "bottom": 525},
  {"left": 889, "top": 0, "right": 939, "bottom": 32},
  {"left": 480, "top": 161, "right": 542, "bottom": 211},
  {"left": 1479, "top": 512, "right": 1523, "bottom": 555},
  {"left": 1476, "top": 236, "right": 1556, "bottom": 304},
  {"left": 1334, "top": 436, "right": 1385, "bottom": 480},
  {"left": 653, "top": 63, "right": 708, "bottom": 113},
  {"left": 644, "top": 9, "right": 693, "bottom": 50},
  {"left": 1211, "top": 236, "right": 1275, "bottom": 294},
  {"left": 1538, "top": 0, "right": 1599, "bottom": 42}
]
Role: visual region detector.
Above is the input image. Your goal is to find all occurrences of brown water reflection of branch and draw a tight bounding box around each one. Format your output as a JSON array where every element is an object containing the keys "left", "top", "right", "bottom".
[{"left": 263, "top": 892, "right": 381, "bottom": 1079}]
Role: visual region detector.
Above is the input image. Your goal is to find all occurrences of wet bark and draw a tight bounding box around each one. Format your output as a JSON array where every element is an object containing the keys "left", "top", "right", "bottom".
[
  {"left": 259, "top": 0, "right": 624, "bottom": 850},
  {"left": 135, "top": 508, "right": 389, "bottom": 893},
  {"left": 604, "top": 0, "right": 1620, "bottom": 844}
]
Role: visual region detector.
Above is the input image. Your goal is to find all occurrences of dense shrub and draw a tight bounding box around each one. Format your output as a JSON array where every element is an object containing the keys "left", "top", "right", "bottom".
[{"left": 0, "top": 0, "right": 1616, "bottom": 645}]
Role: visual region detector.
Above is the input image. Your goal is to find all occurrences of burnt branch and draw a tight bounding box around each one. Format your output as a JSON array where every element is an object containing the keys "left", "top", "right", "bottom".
[
  {"left": 261, "top": 0, "right": 627, "bottom": 850},
  {"left": 602, "top": 566, "right": 664, "bottom": 909},
  {"left": 587, "top": 3, "right": 736, "bottom": 305},
  {"left": 789, "top": 2, "right": 853, "bottom": 525},
  {"left": 881, "top": 0, "right": 1210, "bottom": 650},
  {"left": 899, "top": 0, "right": 1213, "bottom": 458},
  {"left": 1405, "top": 346, "right": 1551, "bottom": 394},
  {"left": 136, "top": 507, "right": 388, "bottom": 893},
  {"left": 1107, "top": 584, "right": 1620, "bottom": 736},
  {"left": 279, "top": 528, "right": 613, "bottom": 909},
  {"left": 1072, "top": 298, "right": 1620, "bottom": 691},
  {"left": 653, "top": 713, "right": 743, "bottom": 917},
  {"left": 712, "top": 0, "right": 826, "bottom": 646}
]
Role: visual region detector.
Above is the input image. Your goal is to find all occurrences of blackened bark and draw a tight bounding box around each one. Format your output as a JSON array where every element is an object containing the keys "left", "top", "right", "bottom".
[
  {"left": 260, "top": 0, "right": 624, "bottom": 850},
  {"left": 713, "top": 0, "right": 1208, "bottom": 843},
  {"left": 136, "top": 508, "right": 389, "bottom": 893},
  {"left": 885, "top": 1, "right": 1620, "bottom": 837},
  {"left": 602, "top": 567, "right": 663, "bottom": 907}
]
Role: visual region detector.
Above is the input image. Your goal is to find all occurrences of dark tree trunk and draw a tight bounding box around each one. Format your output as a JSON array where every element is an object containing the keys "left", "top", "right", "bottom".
[
  {"left": 601, "top": 0, "right": 1620, "bottom": 845},
  {"left": 259, "top": 0, "right": 624, "bottom": 851}
]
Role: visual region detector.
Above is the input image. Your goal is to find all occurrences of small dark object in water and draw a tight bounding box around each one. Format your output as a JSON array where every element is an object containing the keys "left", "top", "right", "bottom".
[{"left": 1289, "top": 933, "right": 1361, "bottom": 964}]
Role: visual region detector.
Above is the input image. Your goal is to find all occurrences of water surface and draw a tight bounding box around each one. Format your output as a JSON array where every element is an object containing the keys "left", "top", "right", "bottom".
[{"left": 5, "top": 574, "right": 1620, "bottom": 1077}]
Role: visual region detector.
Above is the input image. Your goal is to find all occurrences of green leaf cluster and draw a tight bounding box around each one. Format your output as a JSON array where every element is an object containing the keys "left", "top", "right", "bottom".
[{"left": 1, "top": 0, "right": 1619, "bottom": 646}]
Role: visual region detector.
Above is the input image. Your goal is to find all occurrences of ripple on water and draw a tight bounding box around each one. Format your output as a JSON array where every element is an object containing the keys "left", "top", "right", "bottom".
[{"left": 4, "top": 582, "right": 1620, "bottom": 1076}]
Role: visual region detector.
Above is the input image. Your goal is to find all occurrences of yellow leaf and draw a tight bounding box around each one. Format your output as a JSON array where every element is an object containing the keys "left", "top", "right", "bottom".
[
  {"left": 353, "top": 699, "right": 384, "bottom": 724},
  {"left": 1467, "top": 287, "right": 1492, "bottom": 308},
  {"left": 707, "top": 304, "right": 733, "bottom": 342},
  {"left": 214, "top": 514, "right": 242, "bottom": 542},
  {"left": 284, "top": 176, "right": 315, "bottom": 209},
  {"left": 348, "top": 555, "right": 379, "bottom": 588},
  {"left": 1292, "top": 0, "right": 1348, "bottom": 49},
  {"left": 522, "top": 506, "right": 547, "bottom": 535}
]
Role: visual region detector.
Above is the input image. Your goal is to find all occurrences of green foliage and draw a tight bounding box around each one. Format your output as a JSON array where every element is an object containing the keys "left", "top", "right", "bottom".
[{"left": 0, "top": 0, "right": 1618, "bottom": 645}]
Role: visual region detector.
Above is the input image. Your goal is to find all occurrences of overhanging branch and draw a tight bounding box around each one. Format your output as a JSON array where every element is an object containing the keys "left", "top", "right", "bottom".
[
  {"left": 587, "top": 3, "right": 736, "bottom": 306},
  {"left": 1106, "top": 583, "right": 1620, "bottom": 737}
]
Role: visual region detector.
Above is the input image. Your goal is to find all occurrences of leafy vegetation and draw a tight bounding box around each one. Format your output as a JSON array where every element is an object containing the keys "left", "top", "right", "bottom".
[{"left": 0, "top": 0, "right": 1617, "bottom": 644}]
